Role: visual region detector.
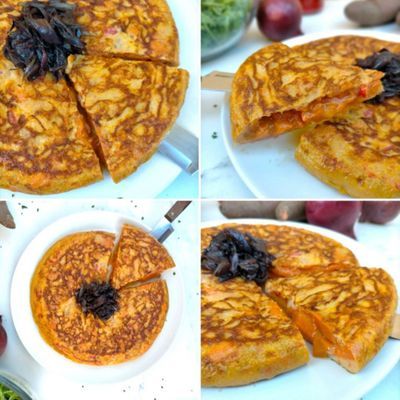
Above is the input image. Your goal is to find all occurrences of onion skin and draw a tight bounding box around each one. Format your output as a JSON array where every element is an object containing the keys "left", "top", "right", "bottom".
[
  {"left": 360, "top": 201, "right": 400, "bottom": 224},
  {"left": 306, "top": 201, "right": 362, "bottom": 239},
  {"left": 257, "top": 0, "right": 303, "bottom": 42},
  {"left": 0, "top": 316, "right": 7, "bottom": 356}
]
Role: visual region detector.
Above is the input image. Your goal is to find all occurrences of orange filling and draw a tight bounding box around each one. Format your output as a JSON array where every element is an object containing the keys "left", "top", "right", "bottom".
[
  {"left": 292, "top": 309, "right": 355, "bottom": 362},
  {"left": 241, "top": 80, "right": 382, "bottom": 143}
]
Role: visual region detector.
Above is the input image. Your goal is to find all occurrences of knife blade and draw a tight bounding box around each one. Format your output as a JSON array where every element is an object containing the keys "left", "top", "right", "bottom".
[
  {"left": 201, "top": 71, "right": 234, "bottom": 92},
  {"left": 158, "top": 125, "right": 199, "bottom": 174},
  {"left": 151, "top": 201, "right": 192, "bottom": 243}
]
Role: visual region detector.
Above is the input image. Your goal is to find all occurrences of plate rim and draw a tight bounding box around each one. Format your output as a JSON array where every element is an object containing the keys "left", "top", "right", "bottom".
[
  {"left": 221, "top": 29, "right": 400, "bottom": 199},
  {"left": 10, "top": 210, "right": 184, "bottom": 384}
]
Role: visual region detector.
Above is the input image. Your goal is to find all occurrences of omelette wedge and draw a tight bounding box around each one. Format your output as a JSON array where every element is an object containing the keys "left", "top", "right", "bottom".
[
  {"left": 230, "top": 43, "right": 384, "bottom": 143},
  {"left": 110, "top": 224, "right": 175, "bottom": 289},
  {"left": 202, "top": 224, "right": 358, "bottom": 278},
  {"left": 76, "top": 0, "right": 179, "bottom": 65},
  {"left": 0, "top": 55, "right": 103, "bottom": 194},
  {"left": 266, "top": 266, "right": 397, "bottom": 373},
  {"left": 202, "top": 271, "right": 309, "bottom": 387},
  {"left": 67, "top": 55, "right": 189, "bottom": 183},
  {"left": 294, "top": 36, "right": 400, "bottom": 198}
]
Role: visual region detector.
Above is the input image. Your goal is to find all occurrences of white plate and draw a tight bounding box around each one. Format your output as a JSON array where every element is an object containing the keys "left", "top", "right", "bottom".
[
  {"left": 201, "top": 219, "right": 400, "bottom": 400},
  {"left": 222, "top": 30, "right": 400, "bottom": 199},
  {"left": 10, "top": 211, "right": 184, "bottom": 384},
  {"left": 0, "top": 0, "right": 199, "bottom": 199}
]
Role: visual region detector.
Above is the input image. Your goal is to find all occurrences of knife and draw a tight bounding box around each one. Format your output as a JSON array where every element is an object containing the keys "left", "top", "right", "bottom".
[
  {"left": 159, "top": 126, "right": 199, "bottom": 175},
  {"left": 151, "top": 201, "right": 192, "bottom": 243},
  {"left": 0, "top": 201, "right": 15, "bottom": 229},
  {"left": 201, "top": 71, "right": 234, "bottom": 92},
  {"left": 391, "top": 314, "right": 400, "bottom": 340}
]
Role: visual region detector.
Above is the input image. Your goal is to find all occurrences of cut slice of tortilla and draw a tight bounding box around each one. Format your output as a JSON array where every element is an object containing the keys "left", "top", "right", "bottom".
[
  {"left": 67, "top": 55, "right": 189, "bottom": 183},
  {"left": 230, "top": 43, "right": 384, "bottom": 143}
]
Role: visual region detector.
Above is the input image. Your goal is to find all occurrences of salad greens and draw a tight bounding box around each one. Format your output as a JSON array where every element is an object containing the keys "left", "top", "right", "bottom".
[
  {"left": 201, "top": 0, "right": 253, "bottom": 50},
  {"left": 0, "top": 384, "right": 21, "bottom": 400}
]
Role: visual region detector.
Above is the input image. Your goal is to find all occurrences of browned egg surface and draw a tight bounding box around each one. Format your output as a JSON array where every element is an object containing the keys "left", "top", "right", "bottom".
[
  {"left": 295, "top": 36, "right": 400, "bottom": 198},
  {"left": 266, "top": 266, "right": 397, "bottom": 372},
  {"left": 31, "top": 226, "right": 172, "bottom": 365},
  {"left": 202, "top": 224, "right": 358, "bottom": 277},
  {"left": 67, "top": 55, "right": 189, "bottom": 183},
  {"left": 111, "top": 223, "right": 175, "bottom": 289},
  {"left": 230, "top": 42, "right": 383, "bottom": 143},
  {"left": 0, "top": 0, "right": 187, "bottom": 194},
  {"left": 201, "top": 270, "right": 309, "bottom": 387}
]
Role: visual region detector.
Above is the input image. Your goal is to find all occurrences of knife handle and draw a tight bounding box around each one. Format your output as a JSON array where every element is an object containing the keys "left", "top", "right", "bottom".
[{"left": 165, "top": 201, "right": 191, "bottom": 223}]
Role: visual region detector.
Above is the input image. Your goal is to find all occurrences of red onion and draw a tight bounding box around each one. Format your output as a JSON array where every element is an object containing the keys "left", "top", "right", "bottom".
[
  {"left": 0, "top": 316, "right": 7, "bottom": 356},
  {"left": 257, "top": 0, "right": 303, "bottom": 42},
  {"left": 360, "top": 202, "right": 400, "bottom": 224},
  {"left": 306, "top": 201, "right": 362, "bottom": 239}
]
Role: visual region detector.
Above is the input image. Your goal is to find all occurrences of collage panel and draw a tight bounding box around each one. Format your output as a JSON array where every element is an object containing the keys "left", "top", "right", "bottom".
[
  {"left": 0, "top": 0, "right": 199, "bottom": 200},
  {"left": 0, "top": 199, "right": 200, "bottom": 399},
  {"left": 201, "top": 0, "right": 400, "bottom": 199},
  {"left": 0, "top": 0, "right": 400, "bottom": 399},
  {"left": 201, "top": 200, "right": 400, "bottom": 400}
]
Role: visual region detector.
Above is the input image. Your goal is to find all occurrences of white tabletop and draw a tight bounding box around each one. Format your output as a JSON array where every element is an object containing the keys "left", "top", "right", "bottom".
[
  {"left": 201, "top": 0, "right": 400, "bottom": 199},
  {"left": 0, "top": 200, "right": 200, "bottom": 400},
  {"left": 201, "top": 201, "right": 400, "bottom": 399}
]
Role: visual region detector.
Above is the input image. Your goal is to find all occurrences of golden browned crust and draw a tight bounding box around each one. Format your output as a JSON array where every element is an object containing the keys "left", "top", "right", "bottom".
[
  {"left": 295, "top": 35, "right": 400, "bottom": 65},
  {"left": 110, "top": 223, "right": 175, "bottom": 289},
  {"left": 266, "top": 266, "right": 397, "bottom": 373},
  {"left": 296, "top": 97, "right": 400, "bottom": 198},
  {"left": 0, "top": 2, "right": 18, "bottom": 44},
  {"left": 0, "top": 0, "right": 185, "bottom": 193},
  {"left": 0, "top": 55, "right": 103, "bottom": 194},
  {"left": 294, "top": 36, "right": 400, "bottom": 198},
  {"left": 76, "top": 0, "right": 179, "bottom": 65},
  {"left": 31, "top": 231, "right": 115, "bottom": 356},
  {"left": 31, "top": 231, "right": 115, "bottom": 308},
  {"left": 202, "top": 271, "right": 309, "bottom": 387},
  {"left": 31, "top": 230, "right": 170, "bottom": 365},
  {"left": 33, "top": 279, "right": 168, "bottom": 365},
  {"left": 201, "top": 224, "right": 358, "bottom": 277},
  {"left": 230, "top": 43, "right": 383, "bottom": 143},
  {"left": 67, "top": 55, "right": 189, "bottom": 182}
]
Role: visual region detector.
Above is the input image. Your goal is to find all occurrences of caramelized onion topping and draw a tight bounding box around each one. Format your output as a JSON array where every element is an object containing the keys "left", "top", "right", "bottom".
[
  {"left": 201, "top": 229, "right": 275, "bottom": 284},
  {"left": 75, "top": 282, "right": 119, "bottom": 321},
  {"left": 4, "top": 0, "right": 85, "bottom": 81},
  {"left": 357, "top": 49, "right": 400, "bottom": 104}
]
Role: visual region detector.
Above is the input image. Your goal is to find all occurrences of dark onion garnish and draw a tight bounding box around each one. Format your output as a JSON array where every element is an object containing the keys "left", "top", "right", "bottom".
[
  {"left": 75, "top": 282, "right": 119, "bottom": 321},
  {"left": 4, "top": 0, "right": 85, "bottom": 81},
  {"left": 356, "top": 49, "right": 400, "bottom": 104},
  {"left": 201, "top": 229, "right": 275, "bottom": 284}
]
